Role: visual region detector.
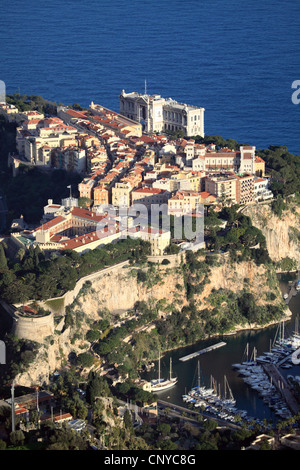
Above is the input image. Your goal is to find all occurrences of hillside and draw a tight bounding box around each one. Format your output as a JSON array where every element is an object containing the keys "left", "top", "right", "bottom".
[
  {"left": 12, "top": 251, "right": 288, "bottom": 387},
  {"left": 243, "top": 200, "right": 300, "bottom": 269}
]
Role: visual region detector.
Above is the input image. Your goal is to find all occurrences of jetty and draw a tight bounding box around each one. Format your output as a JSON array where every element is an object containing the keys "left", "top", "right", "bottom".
[
  {"left": 179, "top": 342, "right": 226, "bottom": 362},
  {"left": 262, "top": 363, "right": 300, "bottom": 415},
  {"left": 284, "top": 274, "right": 300, "bottom": 304}
]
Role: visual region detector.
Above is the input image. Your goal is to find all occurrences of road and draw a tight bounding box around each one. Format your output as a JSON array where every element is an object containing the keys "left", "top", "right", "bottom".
[{"left": 157, "top": 399, "right": 242, "bottom": 431}]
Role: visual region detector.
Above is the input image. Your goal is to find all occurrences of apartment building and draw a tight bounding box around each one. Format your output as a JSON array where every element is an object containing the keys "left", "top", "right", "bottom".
[
  {"left": 112, "top": 181, "right": 132, "bottom": 208},
  {"left": 168, "top": 190, "right": 214, "bottom": 216},
  {"left": 205, "top": 173, "right": 238, "bottom": 204},
  {"left": 191, "top": 145, "right": 259, "bottom": 175},
  {"left": 235, "top": 174, "right": 255, "bottom": 205},
  {"left": 254, "top": 177, "right": 273, "bottom": 202},
  {"left": 127, "top": 225, "right": 171, "bottom": 256},
  {"left": 119, "top": 90, "right": 205, "bottom": 137},
  {"left": 131, "top": 187, "right": 170, "bottom": 209},
  {"left": 78, "top": 177, "right": 97, "bottom": 201},
  {"left": 89, "top": 102, "right": 142, "bottom": 138},
  {"left": 49, "top": 146, "right": 86, "bottom": 172},
  {"left": 93, "top": 183, "right": 111, "bottom": 206}
]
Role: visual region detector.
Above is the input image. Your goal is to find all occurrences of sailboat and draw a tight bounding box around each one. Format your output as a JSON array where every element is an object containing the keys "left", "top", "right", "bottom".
[
  {"left": 222, "top": 375, "right": 236, "bottom": 406},
  {"left": 151, "top": 354, "right": 178, "bottom": 392}
]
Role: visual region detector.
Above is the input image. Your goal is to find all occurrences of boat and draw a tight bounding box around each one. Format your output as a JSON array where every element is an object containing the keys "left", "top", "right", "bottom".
[
  {"left": 283, "top": 293, "right": 289, "bottom": 300},
  {"left": 151, "top": 355, "right": 178, "bottom": 392},
  {"left": 296, "top": 280, "right": 300, "bottom": 291}
]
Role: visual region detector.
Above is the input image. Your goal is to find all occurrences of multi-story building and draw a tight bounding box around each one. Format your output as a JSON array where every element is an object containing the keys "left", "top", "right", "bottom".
[
  {"left": 235, "top": 174, "right": 255, "bottom": 205},
  {"left": 78, "top": 177, "right": 97, "bottom": 201},
  {"left": 112, "top": 181, "right": 132, "bottom": 208},
  {"left": 89, "top": 102, "right": 143, "bottom": 138},
  {"left": 31, "top": 205, "right": 170, "bottom": 256},
  {"left": 93, "top": 183, "right": 111, "bottom": 207},
  {"left": 254, "top": 177, "right": 273, "bottom": 202},
  {"left": 131, "top": 187, "right": 170, "bottom": 210},
  {"left": 168, "top": 190, "right": 216, "bottom": 216},
  {"left": 205, "top": 173, "right": 238, "bottom": 204},
  {"left": 191, "top": 145, "right": 258, "bottom": 174},
  {"left": 254, "top": 156, "right": 266, "bottom": 176},
  {"left": 119, "top": 90, "right": 205, "bottom": 137},
  {"left": 50, "top": 146, "right": 86, "bottom": 173}
]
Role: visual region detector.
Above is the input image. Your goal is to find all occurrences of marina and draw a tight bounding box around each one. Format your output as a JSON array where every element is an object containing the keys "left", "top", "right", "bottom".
[
  {"left": 179, "top": 341, "right": 227, "bottom": 362},
  {"left": 142, "top": 273, "right": 300, "bottom": 425},
  {"left": 231, "top": 319, "right": 300, "bottom": 421}
]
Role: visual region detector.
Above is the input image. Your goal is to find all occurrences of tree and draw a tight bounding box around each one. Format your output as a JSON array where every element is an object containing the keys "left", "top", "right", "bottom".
[
  {"left": 78, "top": 197, "right": 92, "bottom": 209},
  {"left": 123, "top": 409, "right": 134, "bottom": 434},
  {"left": 0, "top": 243, "right": 7, "bottom": 269},
  {"left": 271, "top": 195, "right": 285, "bottom": 217},
  {"left": 77, "top": 353, "right": 94, "bottom": 369},
  {"left": 9, "top": 430, "right": 25, "bottom": 447},
  {"left": 86, "top": 374, "right": 111, "bottom": 404}
]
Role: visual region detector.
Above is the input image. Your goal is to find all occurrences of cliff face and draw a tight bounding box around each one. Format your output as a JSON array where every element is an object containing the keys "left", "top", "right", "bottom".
[
  {"left": 77, "top": 267, "right": 186, "bottom": 314},
  {"left": 14, "top": 255, "right": 287, "bottom": 387},
  {"left": 243, "top": 203, "right": 300, "bottom": 267}
]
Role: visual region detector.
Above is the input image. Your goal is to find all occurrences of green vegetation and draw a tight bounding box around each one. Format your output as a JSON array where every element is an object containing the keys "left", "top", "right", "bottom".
[
  {"left": 206, "top": 205, "right": 271, "bottom": 266},
  {"left": 256, "top": 145, "right": 300, "bottom": 198},
  {"left": 6, "top": 93, "right": 58, "bottom": 115},
  {"left": 0, "top": 334, "right": 40, "bottom": 385},
  {"left": 0, "top": 238, "right": 151, "bottom": 303}
]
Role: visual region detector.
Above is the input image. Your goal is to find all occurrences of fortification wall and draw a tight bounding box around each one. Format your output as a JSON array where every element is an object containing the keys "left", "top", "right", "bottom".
[{"left": 11, "top": 311, "right": 54, "bottom": 343}]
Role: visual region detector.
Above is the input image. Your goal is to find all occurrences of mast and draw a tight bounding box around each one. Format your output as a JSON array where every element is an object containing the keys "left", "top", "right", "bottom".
[
  {"left": 169, "top": 358, "right": 172, "bottom": 381},
  {"left": 224, "top": 375, "right": 234, "bottom": 401},
  {"left": 197, "top": 361, "right": 201, "bottom": 390},
  {"left": 273, "top": 322, "right": 280, "bottom": 347},
  {"left": 243, "top": 342, "right": 249, "bottom": 362},
  {"left": 295, "top": 315, "right": 299, "bottom": 335}
]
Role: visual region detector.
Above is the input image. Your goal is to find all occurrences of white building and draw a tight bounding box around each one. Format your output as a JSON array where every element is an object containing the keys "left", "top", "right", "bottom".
[
  {"left": 120, "top": 90, "right": 205, "bottom": 137},
  {"left": 254, "top": 177, "right": 273, "bottom": 202}
]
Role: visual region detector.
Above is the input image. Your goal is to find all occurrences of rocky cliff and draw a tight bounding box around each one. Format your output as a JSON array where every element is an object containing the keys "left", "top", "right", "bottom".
[
  {"left": 13, "top": 255, "right": 288, "bottom": 387},
  {"left": 243, "top": 202, "right": 300, "bottom": 268}
]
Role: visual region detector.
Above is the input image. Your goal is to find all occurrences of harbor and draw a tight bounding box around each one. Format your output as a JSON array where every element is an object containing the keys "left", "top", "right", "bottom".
[{"left": 142, "top": 273, "right": 300, "bottom": 425}]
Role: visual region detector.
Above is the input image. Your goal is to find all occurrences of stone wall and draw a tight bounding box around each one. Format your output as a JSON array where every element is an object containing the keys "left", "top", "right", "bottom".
[{"left": 11, "top": 311, "right": 54, "bottom": 343}]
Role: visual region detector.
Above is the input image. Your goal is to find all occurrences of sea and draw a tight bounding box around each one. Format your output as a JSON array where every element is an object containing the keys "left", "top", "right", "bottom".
[
  {"left": 0, "top": 0, "right": 300, "bottom": 154},
  {"left": 0, "top": 0, "right": 300, "bottom": 421}
]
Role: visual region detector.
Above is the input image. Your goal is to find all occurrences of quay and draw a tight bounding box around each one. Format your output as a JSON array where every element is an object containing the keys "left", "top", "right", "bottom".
[
  {"left": 157, "top": 399, "right": 241, "bottom": 431},
  {"left": 284, "top": 273, "right": 300, "bottom": 304},
  {"left": 179, "top": 342, "right": 226, "bottom": 362},
  {"left": 262, "top": 363, "right": 300, "bottom": 415}
]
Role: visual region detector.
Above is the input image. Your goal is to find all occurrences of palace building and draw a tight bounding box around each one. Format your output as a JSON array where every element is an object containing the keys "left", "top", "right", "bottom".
[{"left": 119, "top": 90, "right": 205, "bottom": 137}]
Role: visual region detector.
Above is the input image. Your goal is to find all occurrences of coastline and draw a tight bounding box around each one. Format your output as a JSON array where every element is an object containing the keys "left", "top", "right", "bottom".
[{"left": 150, "top": 272, "right": 296, "bottom": 363}]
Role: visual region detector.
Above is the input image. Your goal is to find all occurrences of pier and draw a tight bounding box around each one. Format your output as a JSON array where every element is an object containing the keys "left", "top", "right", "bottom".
[
  {"left": 179, "top": 342, "right": 226, "bottom": 362},
  {"left": 262, "top": 363, "right": 300, "bottom": 415},
  {"left": 284, "top": 274, "right": 300, "bottom": 304}
]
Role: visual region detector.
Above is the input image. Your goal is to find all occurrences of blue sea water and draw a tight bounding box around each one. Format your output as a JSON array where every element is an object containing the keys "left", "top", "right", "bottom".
[{"left": 0, "top": 0, "right": 300, "bottom": 153}]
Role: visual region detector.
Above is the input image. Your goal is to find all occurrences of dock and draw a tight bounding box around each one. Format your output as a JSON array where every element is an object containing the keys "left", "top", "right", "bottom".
[
  {"left": 179, "top": 341, "right": 226, "bottom": 362},
  {"left": 284, "top": 274, "right": 300, "bottom": 304},
  {"left": 262, "top": 363, "right": 300, "bottom": 415}
]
